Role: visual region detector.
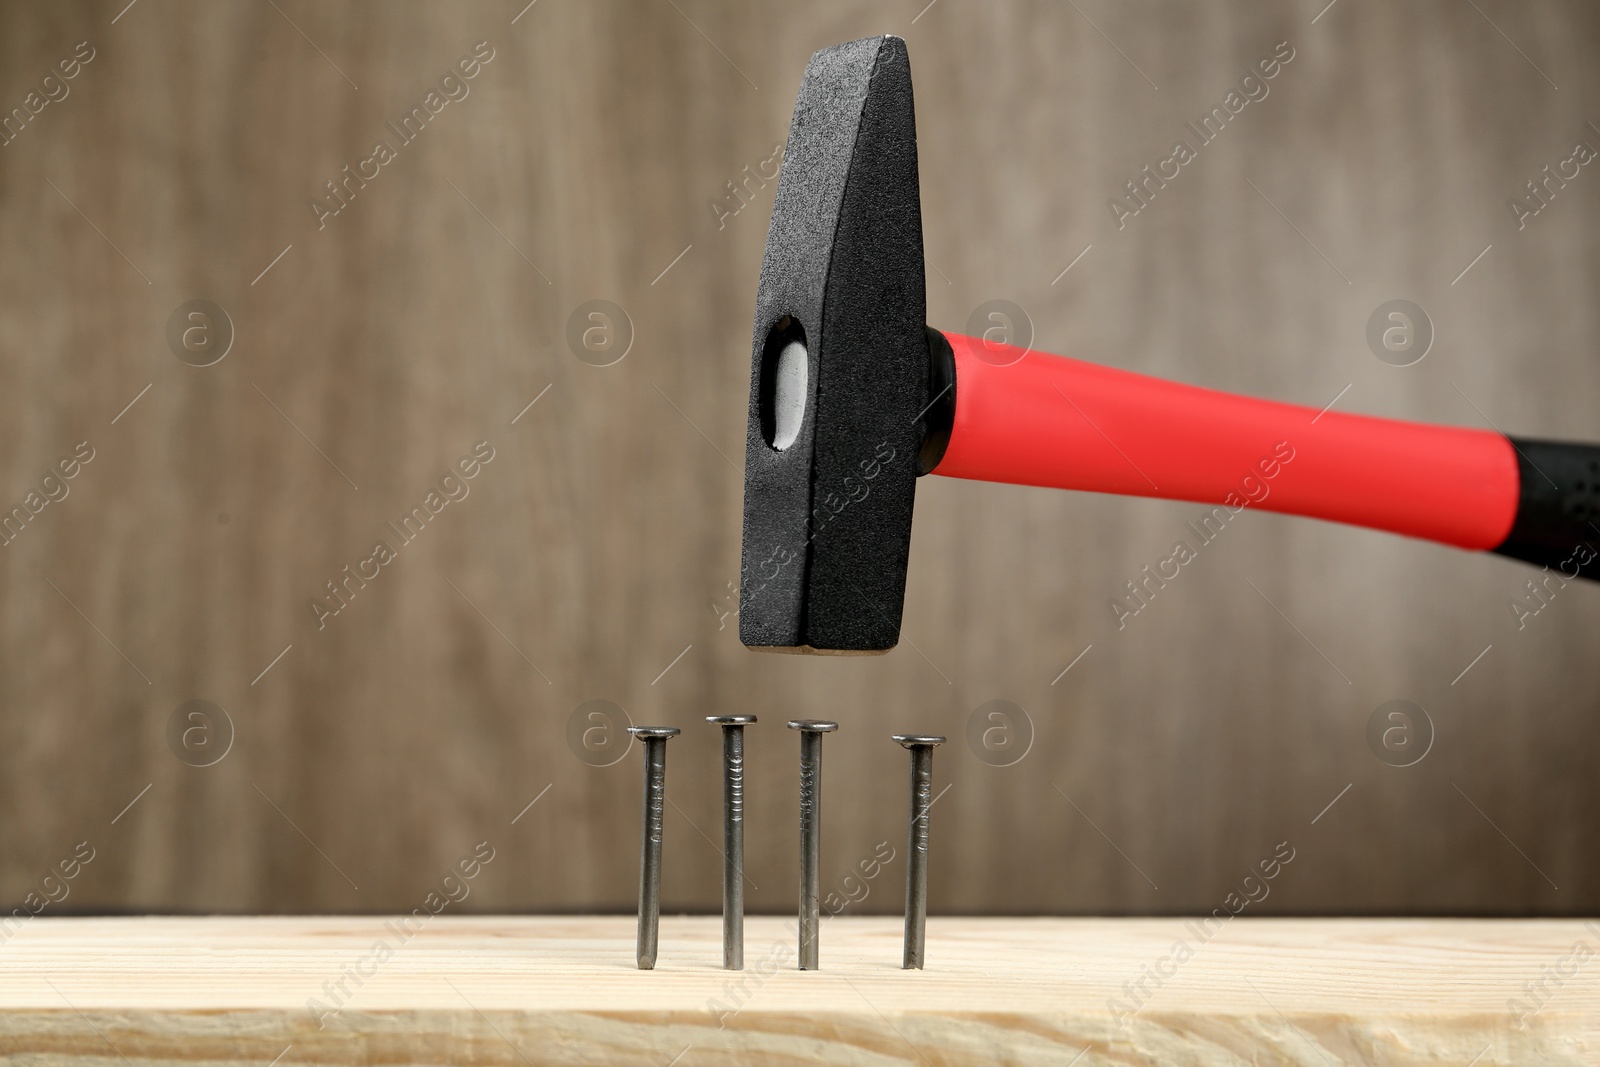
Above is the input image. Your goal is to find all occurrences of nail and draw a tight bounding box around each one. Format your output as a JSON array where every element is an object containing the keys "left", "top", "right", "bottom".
[
  {"left": 707, "top": 715, "right": 757, "bottom": 970},
  {"left": 787, "top": 719, "right": 838, "bottom": 970},
  {"left": 629, "top": 726, "right": 680, "bottom": 970},
  {"left": 893, "top": 734, "right": 945, "bottom": 970}
]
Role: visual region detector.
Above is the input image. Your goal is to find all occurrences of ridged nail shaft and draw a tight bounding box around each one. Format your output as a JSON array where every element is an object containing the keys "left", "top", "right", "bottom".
[
  {"left": 894, "top": 734, "right": 945, "bottom": 970},
  {"left": 789, "top": 719, "right": 837, "bottom": 970},
  {"left": 630, "top": 726, "right": 679, "bottom": 970},
  {"left": 707, "top": 715, "right": 757, "bottom": 970}
]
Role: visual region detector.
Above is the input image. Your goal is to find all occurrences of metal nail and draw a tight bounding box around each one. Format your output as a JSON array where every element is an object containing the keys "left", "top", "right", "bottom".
[
  {"left": 893, "top": 734, "right": 945, "bottom": 970},
  {"left": 706, "top": 715, "right": 757, "bottom": 970},
  {"left": 628, "top": 725, "right": 680, "bottom": 970},
  {"left": 787, "top": 719, "right": 838, "bottom": 970}
]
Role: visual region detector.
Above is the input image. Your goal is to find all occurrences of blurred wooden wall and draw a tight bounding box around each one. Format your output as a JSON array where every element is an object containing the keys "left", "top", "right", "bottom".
[{"left": 0, "top": 0, "right": 1595, "bottom": 917}]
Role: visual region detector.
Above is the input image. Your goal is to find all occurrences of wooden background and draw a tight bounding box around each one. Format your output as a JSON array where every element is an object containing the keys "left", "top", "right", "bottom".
[{"left": 0, "top": 0, "right": 1595, "bottom": 917}]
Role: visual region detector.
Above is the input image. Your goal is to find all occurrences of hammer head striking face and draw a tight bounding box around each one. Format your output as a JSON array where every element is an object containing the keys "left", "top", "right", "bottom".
[{"left": 739, "top": 35, "right": 934, "bottom": 654}]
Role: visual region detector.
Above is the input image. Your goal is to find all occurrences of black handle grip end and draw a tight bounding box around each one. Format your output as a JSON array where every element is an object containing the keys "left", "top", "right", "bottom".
[{"left": 1492, "top": 437, "right": 1600, "bottom": 580}]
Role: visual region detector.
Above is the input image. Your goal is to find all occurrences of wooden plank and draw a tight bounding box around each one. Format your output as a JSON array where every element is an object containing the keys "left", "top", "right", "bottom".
[
  {"left": 2, "top": 0, "right": 1598, "bottom": 923},
  {"left": 2, "top": 917, "right": 1597, "bottom": 1064}
]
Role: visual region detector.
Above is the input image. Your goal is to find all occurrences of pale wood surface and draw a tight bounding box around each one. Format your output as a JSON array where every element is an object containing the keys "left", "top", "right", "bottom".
[
  {"left": 0, "top": 0, "right": 1596, "bottom": 918},
  {"left": 3, "top": 917, "right": 1599, "bottom": 1064}
]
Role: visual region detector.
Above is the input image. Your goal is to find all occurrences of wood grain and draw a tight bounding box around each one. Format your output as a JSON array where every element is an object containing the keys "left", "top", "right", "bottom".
[
  {"left": 5, "top": 917, "right": 1600, "bottom": 1065},
  {"left": 0, "top": 0, "right": 1595, "bottom": 918}
]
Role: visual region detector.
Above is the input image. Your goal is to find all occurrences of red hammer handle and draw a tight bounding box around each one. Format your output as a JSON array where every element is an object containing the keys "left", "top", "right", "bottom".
[{"left": 933, "top": 333, "right": 1522, "bottom": 551}]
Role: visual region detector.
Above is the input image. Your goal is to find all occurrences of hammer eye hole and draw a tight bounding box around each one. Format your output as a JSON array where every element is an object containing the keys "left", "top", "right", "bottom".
[
  {"left": 772, "top": 342, "right": 807, "bottom": 450},
  {"left": 760, "top": 317, "right": 809, "bottom": 452}
]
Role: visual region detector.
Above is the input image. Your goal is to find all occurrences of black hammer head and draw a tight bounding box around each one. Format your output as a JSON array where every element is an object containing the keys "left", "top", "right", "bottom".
[{"left": 739, "top": 36, "right": 932, "bottom": 654}]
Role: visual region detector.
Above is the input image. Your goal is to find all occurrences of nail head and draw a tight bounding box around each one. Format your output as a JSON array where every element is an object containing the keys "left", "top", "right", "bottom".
[
  {"left": 628, "top": 726, "right": 681, "bottom": 739},
  {"left": 707, "top": 715, "right": 759, "bottom": 725},
  {"left": 787, "top": 719, "right": 839, "bottom": 733},
  {"left": 892, "top": 734, "right": 946, "bottom": 747}
]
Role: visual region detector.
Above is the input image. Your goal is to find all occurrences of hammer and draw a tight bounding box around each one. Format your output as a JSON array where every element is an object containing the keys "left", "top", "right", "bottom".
[{"left": 739, "top": 35, "right": 1600, "bottom": 654}]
